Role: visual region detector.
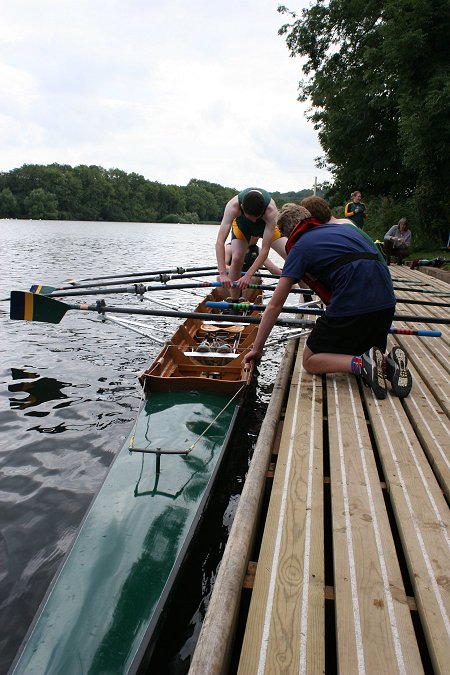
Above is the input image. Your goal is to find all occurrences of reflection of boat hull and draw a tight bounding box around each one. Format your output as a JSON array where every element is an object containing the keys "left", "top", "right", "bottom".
[{"left": 10, "top": 289, "right": 261, "bottom": 674}]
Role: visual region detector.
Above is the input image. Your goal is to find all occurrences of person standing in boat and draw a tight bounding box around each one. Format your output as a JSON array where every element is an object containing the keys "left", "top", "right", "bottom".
[
  {"left": 216, "top": 188, "right": 287, "bottom": 300},
  {"left": 243, "top": 202, "right": 413, "bottom": 399},
  {"left": 344, "top": 190, "right": 367, "bottom": 229}
]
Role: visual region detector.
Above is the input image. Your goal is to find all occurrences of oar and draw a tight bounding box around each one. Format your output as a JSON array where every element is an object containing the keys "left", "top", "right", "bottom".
[
  {"left": 9, "top": 291, "right": 316, "bottom": 329},
  {"left": 390, "top": 328, "right": 442, "bottom": 337},
  {"left": 391, "top": 286, "right": 450, "bottom": 295},
  {"left": 27, "top": 281, "right": 272, "bottom": 299},
  {"left": 205, "top": 301, "right": 450, "bottom": 326},
  {"left": 72, "top": 264, "right": 219, "bottom": 283},
  {"left": 392, "top": 279, "right": 430, "bottom": 285},
  {"left": 31, "top": 270, "right": 221, "bottom": 294},
  {"left": 28, "top": 281, "right": 283, "bottom": 298},
  {"left": 395, "top": 298, "right": 450, "bottom": 307}
]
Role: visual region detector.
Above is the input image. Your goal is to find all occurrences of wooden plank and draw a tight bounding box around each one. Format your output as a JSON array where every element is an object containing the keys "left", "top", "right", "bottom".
[
  {"left": 389, "top": 321, "right": 450, "bottom": 418},
  {"left": 365, "top": 389, "right": 450, "bottom": 675},
  {"left": 189, "top": 341, "right": 297, "bottom": 675},
  {"left": 327, "top": 373, "right": 423, "bottom": 674},
  {"left": 395, "top": 356, "right": 450, "bottom": 501},
  {"left": 238, "top": 351, "right": 325, "bottom": 675}
]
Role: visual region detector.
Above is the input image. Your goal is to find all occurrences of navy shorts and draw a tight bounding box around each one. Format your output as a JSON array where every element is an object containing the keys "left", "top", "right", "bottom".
[{"left": 306, "top": 306, "right": 395, "bottom": 356}]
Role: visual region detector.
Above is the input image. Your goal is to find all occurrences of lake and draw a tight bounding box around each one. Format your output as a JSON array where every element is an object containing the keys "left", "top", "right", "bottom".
[{"left": 0, "top": 220, "right": 285, "bottom": 673}]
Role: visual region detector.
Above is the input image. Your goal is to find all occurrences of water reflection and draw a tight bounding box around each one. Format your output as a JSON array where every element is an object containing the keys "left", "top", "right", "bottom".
[
  {"left": 9, "top": 374, "right": 70, "bottom": 411},
  {"left": 0, "top": 220, "right": 284, "bottom": 675}
]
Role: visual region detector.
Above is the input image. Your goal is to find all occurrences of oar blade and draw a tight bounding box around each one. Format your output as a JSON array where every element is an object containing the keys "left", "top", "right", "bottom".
[
  {"left": 10, "top": 291, "right": 69, "bottom": 324},
  {"left": 30, "top": 284, "right": 58, "bottom": 295}
]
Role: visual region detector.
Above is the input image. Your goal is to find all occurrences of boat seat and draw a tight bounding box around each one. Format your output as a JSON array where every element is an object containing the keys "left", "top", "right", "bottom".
[
  {"left": 184, "top": 351, "right": 238, "bottom": 359},
  {"left": 200, "top": 323, "right": 246, "bottom": 333}
]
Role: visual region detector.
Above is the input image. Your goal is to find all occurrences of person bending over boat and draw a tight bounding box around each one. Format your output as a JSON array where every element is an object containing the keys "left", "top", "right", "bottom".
[
  {"left": 216, "top": 188, "right": 287, "bottom": 300},
  {"left": 243, "top": 203, "right": 413, "bottom": 399}
]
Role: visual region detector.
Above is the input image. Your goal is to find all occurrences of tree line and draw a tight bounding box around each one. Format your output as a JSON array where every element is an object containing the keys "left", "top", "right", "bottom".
[
  {"left": 278, "top": 0, "right": 449, "bottom": 247},
  {"left": 0, "top": 164, "right": 317, "bottom": 225}
]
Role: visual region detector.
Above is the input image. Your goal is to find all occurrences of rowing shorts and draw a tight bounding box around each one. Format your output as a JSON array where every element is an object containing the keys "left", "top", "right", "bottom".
[
  {"left": 306, "top": 306, "right": 395, "bottom": 356},
  {"left": 231, "top": 219, "right": 282, "bottom": 244}
]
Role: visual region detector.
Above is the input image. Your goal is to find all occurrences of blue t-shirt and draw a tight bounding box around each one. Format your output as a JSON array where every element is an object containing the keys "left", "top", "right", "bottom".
[{"left": 282, "top": 223, "right": 396, "bottom": 317}]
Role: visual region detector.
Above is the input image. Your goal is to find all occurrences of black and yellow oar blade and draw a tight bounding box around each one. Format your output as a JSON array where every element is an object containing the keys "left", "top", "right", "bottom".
[
  {"left": 10, "top": 291, "right": 70, "bottom": 324},
  {"left": 29, "top": 284, "right": 58, "bottom": 295}
]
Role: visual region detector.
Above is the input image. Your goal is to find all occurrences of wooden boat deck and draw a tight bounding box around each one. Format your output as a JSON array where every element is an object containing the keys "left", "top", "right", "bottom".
[{"left": 189, "top": 266, "right": 450, "bottom": 675}]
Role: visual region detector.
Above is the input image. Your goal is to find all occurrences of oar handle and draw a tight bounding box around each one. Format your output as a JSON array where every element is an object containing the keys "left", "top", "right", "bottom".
[
  {"left": 206, "top": 302, "right": 449, "bottom": 327},
  {"left": 388, "top": 328, "right": 441, "bottom": 337}
]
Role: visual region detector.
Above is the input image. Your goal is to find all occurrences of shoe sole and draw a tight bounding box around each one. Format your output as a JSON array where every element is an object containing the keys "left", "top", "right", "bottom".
[
  {"left": 386, "top": 348, "right": 412, "bottom": 398},
  {"left": 362, "top": 347, "right": 387, "bottom": 399},
  {"left": 372, "top": 348, "right": 387, "bottom": 399}
]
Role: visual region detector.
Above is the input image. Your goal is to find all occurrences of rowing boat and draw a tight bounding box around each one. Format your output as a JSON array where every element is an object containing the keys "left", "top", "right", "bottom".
[{"left": 9, "top": 287, "right": 262, "bottom": 675}]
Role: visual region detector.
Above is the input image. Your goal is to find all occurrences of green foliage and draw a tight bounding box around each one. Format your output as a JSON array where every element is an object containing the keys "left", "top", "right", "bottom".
[
  {"left": 278, "top": 0, "right": 450, "bottom": 246},
  {"left": 0, "top": 164, "right": 236, "bottom": 223},
  {"left": 24, "top": 188, "right": 59, "bottom": 220},
  {"left": 272, "top": 186, "right": 325, "bottom": 207},
  {"left": 0, "top": 188, "right": 18, "bottom": 217},
  {"left": 0, "top": 163, "right": 319, "bottom": 225}
]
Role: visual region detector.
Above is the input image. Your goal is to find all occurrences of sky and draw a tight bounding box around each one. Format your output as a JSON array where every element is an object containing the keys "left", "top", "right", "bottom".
[{"left": 0, "top": 0, "right": 330, "bottom": 193}]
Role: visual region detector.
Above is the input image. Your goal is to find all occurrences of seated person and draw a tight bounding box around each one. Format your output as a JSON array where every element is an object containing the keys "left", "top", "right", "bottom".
[{"left": 383, "top": 218, "right": 411, "bottom": 264}]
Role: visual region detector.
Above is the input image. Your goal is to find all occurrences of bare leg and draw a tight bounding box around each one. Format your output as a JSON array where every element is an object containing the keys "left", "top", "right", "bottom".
[
  {"left": 228, "top": 239, "right": 247, "bottom": 299},
  {"left": 270, "top": 236, "right": 288, "bottom": 259},
  {"left": 302, "top": 345, "right": 354, "bottom": 374}
]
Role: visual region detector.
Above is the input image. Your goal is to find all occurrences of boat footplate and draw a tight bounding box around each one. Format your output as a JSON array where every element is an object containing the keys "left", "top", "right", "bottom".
[{"left": 129, "top": 446, "right": 191, "bottom": 455}]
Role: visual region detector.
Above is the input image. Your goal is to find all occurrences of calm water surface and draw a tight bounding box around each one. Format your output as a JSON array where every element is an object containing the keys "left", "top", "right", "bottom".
[{"left": 0, "top": 220, "right": 283, "bottom": 673}]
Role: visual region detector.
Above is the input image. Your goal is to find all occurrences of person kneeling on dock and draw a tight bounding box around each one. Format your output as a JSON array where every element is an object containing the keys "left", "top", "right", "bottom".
[{"left": 243, "top": 202, "right": 413, "bottom": 399}]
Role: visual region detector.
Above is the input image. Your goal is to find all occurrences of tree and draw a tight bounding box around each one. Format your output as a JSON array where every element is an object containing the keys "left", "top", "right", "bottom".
[
  {"left": 183, "top": 184, "right": 217, "bottom": 221},
  {"left": 382, "top": 0, "right": 450, "bottom": 239},
  {"left": 23, "top": 188, "right": 59, "bottom": 220},
  {"left": 0, "top": 188, "right": 18, "bottom": 217},
  {"left": 278, "top": 0, "right": 450, "bottom": 242}
]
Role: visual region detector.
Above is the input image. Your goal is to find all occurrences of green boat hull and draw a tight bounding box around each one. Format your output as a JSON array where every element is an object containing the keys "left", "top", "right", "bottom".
[{"left": 11, "top": 390, "right": 240, "bottom": 674}]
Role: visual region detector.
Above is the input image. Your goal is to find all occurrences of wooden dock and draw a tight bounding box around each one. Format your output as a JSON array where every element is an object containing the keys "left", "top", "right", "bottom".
[{"left": 189, "top": 266, "right": 449, "bottom": 675}]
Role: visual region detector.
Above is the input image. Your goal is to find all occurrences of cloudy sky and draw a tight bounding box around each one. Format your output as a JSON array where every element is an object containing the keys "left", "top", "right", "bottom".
[{"left": 1, "top": 0, "right": 330, "bottom": 192}]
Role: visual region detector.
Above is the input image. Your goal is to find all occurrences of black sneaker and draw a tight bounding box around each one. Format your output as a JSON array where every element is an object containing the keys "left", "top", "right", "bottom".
[
  {"left": 361, "top": 347, "right": 387, "bottom": 399},
  {"left": 385, "top": 347, "right": 412, "bottom": 398}
]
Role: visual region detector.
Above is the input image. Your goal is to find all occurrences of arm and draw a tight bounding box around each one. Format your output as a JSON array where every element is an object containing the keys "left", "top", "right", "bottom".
[
  {"left": 401, "top": 230, "right": 412, "bottom": 247},
  {"left": 243, "top": 277, "right": 294, "bottom": 364},
  {"left": 384, "top": 225, "right": 396, "bottom": 242},
  {"left": 344, "top": 202, "right": 354, "bottom": 218},
  {"left": 237, "top": 200, "right": 278, "bottom": 288},
  {"left": 215, "top": 197, "right": 239, "bottom": 287}
]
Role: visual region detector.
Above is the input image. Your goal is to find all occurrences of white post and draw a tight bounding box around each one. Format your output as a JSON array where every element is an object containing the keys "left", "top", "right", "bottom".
[{"left": 313, "top": 176, "right": 317, "bottom": 195}]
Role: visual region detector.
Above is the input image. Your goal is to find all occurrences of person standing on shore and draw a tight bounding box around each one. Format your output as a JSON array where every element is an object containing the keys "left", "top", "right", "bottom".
[{"left": 344, "top": 191, "right": 367, "bottom": 229}]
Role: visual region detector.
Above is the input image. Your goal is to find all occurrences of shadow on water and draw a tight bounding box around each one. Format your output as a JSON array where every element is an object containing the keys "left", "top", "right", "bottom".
[{"left": 9, "top": 371, "right": 70, "bottom": 414}]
